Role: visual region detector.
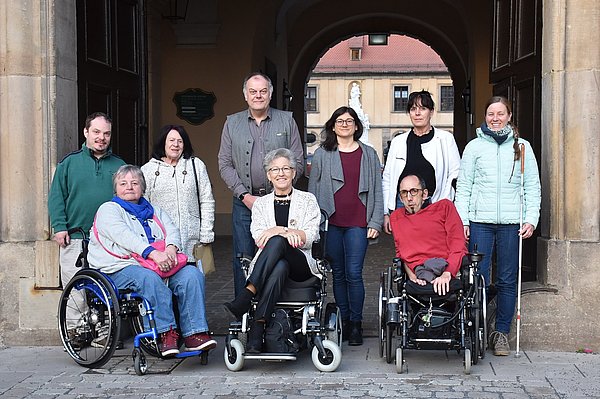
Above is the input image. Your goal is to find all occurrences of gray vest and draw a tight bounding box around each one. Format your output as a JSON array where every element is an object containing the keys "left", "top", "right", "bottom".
[{"left": 226, "top": 108, "right": 295, "bottom": 191}]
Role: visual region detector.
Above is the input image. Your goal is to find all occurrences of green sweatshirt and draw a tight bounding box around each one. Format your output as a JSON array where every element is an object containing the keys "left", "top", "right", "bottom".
[{"left": 48, "top": 144, "right": 125, "bottom": 239}]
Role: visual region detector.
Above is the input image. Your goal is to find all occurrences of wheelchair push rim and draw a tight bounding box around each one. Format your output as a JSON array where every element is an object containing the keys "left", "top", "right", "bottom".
[{"left": 58, "top": 269, "right": 121, "bottom": 369}]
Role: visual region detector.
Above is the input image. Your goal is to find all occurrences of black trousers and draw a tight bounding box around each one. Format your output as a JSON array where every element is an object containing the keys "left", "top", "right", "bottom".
[{"left": 247, "top": 235, "right": 312, "bottom": 321}]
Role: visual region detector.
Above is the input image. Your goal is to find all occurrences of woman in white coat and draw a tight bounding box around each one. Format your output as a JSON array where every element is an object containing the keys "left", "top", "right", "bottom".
[
  {"left": 141, "top": 125, "right": 215, "bottom": 265},
  {"left": 382, "top": 90, "right": 460, "bottom": 233}
]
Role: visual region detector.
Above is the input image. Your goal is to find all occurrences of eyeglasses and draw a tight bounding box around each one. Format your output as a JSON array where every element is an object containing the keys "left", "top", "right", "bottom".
[
  {"left": 399, "top": 188, "right": 423, "bottom": 199},
  {"left": 335, "top": 119, "right": 355, "bottom": 126},
  {"left": 268, "top": 166, "right": 294, "bottom": 175}
]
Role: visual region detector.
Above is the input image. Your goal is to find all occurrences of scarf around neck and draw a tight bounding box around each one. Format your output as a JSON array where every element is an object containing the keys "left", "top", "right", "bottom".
[
  {"left": 479, "top": 122, "right": 513, "bottom": 144},
  {"left": 112, "top": 196, "right": 156, "bottom": 243}
]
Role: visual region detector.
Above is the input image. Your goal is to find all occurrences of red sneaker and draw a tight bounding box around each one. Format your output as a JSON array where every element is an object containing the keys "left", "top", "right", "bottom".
[
  {"left": 160, "top": 327, "right": 180, "bottom": 357},
  {"left": 184, "top": 332, "right": 217, "bottom": 351}
]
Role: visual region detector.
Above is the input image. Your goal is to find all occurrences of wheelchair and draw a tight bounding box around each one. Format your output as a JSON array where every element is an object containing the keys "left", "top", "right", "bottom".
[
  {"left": 224, "top": 211, "right": 343, "bottom": 372},
  {"left": 378, "top": 250, "right": 487, "bottom": 374},
  {"left": 57, "top": 228, "right": 210, "bottom": 375}
]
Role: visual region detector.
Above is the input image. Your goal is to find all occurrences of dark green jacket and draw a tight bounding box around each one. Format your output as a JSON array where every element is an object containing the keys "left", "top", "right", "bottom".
[{"left": 48, "top": 144, "right": 125, "bottom": 239}]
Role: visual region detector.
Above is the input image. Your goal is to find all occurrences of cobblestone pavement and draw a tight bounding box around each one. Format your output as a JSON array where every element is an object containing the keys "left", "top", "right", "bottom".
[
  {"left": 1, "top": 338, "right": 599, "bottom": 398},
  {"left": 3, "top": 234, "right": 599, "bottom": 398}
]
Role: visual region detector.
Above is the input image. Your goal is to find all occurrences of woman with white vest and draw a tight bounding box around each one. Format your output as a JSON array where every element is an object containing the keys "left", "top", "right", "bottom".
[{"left": 382, "top": 90, "right": 461, "bottom": 234}]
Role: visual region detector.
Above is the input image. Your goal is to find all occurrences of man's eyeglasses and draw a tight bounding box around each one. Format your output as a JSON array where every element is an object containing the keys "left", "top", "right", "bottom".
[
  {"left": 399, "top": 188, "right": 423, "bottom": 199},
  {"left": 268, "top": 166, "right": 294, "bottom": 175},
  {"left": 335, "top": 119, "right": 355, "bottom": 126}
]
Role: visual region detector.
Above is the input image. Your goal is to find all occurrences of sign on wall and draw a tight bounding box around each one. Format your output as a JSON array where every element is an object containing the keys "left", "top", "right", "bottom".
[{"left": 173, "top": 88, "right": 217, "bottom": 125}]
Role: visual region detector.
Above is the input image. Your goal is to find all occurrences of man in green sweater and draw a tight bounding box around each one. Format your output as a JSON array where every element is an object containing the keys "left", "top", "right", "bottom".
[{"left": 48, "top": 112, "right": 124, "bottom": 342}]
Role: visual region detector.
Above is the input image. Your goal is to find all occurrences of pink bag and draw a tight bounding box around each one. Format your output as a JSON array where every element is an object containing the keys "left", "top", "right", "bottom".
[{"left": 93, "top": 215, "right": 188, "bottom": 278}]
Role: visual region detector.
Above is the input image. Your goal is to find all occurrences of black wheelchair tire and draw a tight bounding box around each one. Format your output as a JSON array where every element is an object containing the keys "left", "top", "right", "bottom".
[{"left": 58, "top": 269, "right": 121, "bottom": 369}]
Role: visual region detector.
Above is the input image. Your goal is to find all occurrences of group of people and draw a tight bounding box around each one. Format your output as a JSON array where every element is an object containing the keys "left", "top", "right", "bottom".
[{"left": 49, "top": 71, "right": 540, "bottom": 359}]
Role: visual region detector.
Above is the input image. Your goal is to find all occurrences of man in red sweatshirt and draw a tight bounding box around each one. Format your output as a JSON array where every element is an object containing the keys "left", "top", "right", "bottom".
[{"left": 390, "top": 174, "right": 466, "bottom": 295}]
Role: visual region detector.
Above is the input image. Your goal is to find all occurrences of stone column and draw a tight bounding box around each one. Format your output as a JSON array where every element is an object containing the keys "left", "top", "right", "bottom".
[
  {"left": 0, "top": 0, "right": 77, "bottom": 345},
  {"left": 527, "top": 0, "right": 600, "bottom": 350}
]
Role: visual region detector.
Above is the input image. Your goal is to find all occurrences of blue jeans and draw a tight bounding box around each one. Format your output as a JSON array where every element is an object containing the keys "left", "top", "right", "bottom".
[
  {"left": 468, "top": 222, "right": 520, "bottom": 334},
  {"left": 109, "top": 265, "right": 209, "bottom": 337},
  {"left": 326, "top": 225, "right": 368, "bottom": 322},
  {"left": 232, "top": 197, "right": 257, "bottom": 296}
]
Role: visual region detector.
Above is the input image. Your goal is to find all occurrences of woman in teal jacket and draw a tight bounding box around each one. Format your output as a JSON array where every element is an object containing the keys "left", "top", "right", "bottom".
[{"left": 455, "top": 96, "right": 541, "bottom": 357}]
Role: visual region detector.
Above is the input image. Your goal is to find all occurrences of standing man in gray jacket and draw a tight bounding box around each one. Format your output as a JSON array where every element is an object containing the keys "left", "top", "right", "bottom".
[{"left": 218, "top": 72, "right": 304, "bottom": 296}]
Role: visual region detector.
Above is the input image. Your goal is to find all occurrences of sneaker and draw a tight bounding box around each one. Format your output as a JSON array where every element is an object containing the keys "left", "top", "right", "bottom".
[
  {"left": 490, "top": 330, "right": 510, "bottom": 356},
  {"left": 160, "top": 327, "right": 180, "bottom": 357},
  {"left": 184, "top": 332, "right": 217, "bottom": 351},
  {"left": 90, "top": 325, "right": 109, "bottom": 348}
]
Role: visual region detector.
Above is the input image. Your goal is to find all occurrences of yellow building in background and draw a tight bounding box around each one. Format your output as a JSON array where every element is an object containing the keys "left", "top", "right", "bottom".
[{"left": 306, "top": 35, "right": 454, "bottom": 164}]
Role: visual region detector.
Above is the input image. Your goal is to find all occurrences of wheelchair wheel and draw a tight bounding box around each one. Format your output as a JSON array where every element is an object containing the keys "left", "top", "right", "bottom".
[
  {"left": 324, "top": 303, "right": 342, "bottom": 347},
  {"left": 471, "top": 274, "right": 487, "bottom": 364},
  {"left": 395, "top": 347, "right": 406, "bottom": 374},
  {"left": 129, "top": 306, "right": 160, "bottom": 358},
  {"left": 464, "top": 348, "right": 472, "bottom": 375},
  {"left": 311, "top": 339, "right": 342, "bottom": 372},
  {"left": 58, "top": 269, "right": 121, "bottom": 369},
  {"left": 478, "top": 275, "right": 488, "bottom": 360},
  {"left": 385, "top": 324, "right": 395, "bottom": 364},
  {"left": 224, "top": 339, "right": 244, "bottom": 372},
  {"left": 132, "top": 348, "right": 147, "bottom": 376}
]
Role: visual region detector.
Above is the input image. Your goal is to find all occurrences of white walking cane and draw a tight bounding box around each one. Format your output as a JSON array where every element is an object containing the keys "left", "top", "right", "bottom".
[{"left": 515, "top": 143, "right": 525, "bottom": 358}]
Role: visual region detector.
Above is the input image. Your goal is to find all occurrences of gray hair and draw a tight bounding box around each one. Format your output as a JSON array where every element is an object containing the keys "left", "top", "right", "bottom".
[
  {"left": 263, "top": 148, "right": 296, "bottom": 172},
  {"left": 242, "top": 72, "right": 274, "bottom": 97},
  {"left": 113, "top": 164, "right": 147, "bottom": 194}
]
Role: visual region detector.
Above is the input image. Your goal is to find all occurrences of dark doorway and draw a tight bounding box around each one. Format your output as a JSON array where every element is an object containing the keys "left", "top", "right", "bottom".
[
  {"left": 491, "top": 0, "right": 542, "bottom": 281},
  {"left": 76, "top": 0, "right": 148, "bottom": 165}
]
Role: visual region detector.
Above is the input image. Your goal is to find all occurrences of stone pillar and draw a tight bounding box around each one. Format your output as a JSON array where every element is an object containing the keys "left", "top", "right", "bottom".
[
  {"left": 0, "top": 0, "right": 77, "bottom": 345},
  {"left": 525, "top": 0, "right": 600, "bottom": 350}
]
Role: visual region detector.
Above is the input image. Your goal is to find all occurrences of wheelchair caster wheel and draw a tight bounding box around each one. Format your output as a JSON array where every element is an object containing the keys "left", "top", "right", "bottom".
[
  {"left": 224, "top": 339, "right": 244, "bottom": 371},
  {"left": 133, "top": 348, "right": 147, "bottom": 376},
  {"left": 200, "top": 351, "right": 209, "bottom": 365},
  {"left": 311, "top": 340, "right": 342, "bottom": 372},
  {"left": 395, "top": 347, "right": 407, "bottom": 374},
  {"left": 464, "top": 348, "right": 472, "bottom": 375}
]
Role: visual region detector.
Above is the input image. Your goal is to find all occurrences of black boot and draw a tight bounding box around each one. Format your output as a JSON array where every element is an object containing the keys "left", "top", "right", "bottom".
[
  {"left": 342, "top": 319, "right": 350, "bottom": 342},
  {"left": 348, "top": 321, "right": 363, "bottom": 346},
  {"left": 246, "top": 321, "right": 265, "bottom": 354},
  {"left": 224, "top": 287, "right": 254, "bottom": 320}
]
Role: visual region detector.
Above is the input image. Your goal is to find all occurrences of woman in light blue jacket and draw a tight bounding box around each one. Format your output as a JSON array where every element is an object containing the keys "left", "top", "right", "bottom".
[{"left": 455, "top": 96, "right": 541, "bottom": 357}]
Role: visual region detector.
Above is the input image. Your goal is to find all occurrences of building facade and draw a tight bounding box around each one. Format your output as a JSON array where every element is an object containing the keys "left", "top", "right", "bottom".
[{"left": 0, "top": 0, "right": 598, "bottom": 350}]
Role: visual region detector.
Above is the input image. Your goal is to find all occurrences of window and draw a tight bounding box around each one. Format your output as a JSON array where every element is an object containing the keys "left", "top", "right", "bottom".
[
  {"left": 306, "top": 86, "right": 317, "bottom": 112},
  {"left": 440, "top": 86, "right": 454, "bottom": 112},
  {"left": 350, "top": 48, "right": 361, "bottom": 61},
  {"left": 393, "top": 85, "right": 409, "bottom": 112}
]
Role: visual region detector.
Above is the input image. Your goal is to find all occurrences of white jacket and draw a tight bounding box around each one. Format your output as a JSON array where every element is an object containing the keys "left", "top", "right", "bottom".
[
  {"left": 382, "top": 127, "right": 460, "bottom": 213},
  {"left": 141, "top": 157, "right": 215, "bottom": 261},
  {"left": 249, "top": 190, "right": 322, "bottom": 277}
]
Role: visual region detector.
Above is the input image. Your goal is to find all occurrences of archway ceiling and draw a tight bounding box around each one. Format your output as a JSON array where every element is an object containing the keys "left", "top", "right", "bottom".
[{"left": 278, "top": 0, "right": 472, "bottom": 89}]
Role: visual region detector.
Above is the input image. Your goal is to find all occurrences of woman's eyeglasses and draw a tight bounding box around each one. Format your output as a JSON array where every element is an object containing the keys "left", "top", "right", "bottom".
[
  {"left": 268, "top": 166, "right": 294, "bottom": 175},
  {"left": 335, "top": 119, "right": 355, "bottom": 126}
]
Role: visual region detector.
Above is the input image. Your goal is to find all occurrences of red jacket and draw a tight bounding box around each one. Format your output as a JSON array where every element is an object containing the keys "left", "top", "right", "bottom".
[{"left": 390, "top": 199, "right": 466, "bottom": 277}]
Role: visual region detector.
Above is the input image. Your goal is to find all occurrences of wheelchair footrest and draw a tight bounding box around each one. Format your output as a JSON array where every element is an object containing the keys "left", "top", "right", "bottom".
[
  {"left": 175, "top": 350, "right": 204, "bottom": 358},
  {"left": 243, "top": 353, "right": 297, "bottom": 361}
]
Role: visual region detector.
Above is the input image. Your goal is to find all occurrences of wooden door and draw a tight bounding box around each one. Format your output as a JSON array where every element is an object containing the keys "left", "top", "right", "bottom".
[
  {"left": 491, "top": 0, "right": 542, "bottom": 281},
  {"left": 76, "top": 0, "right": 148, "bottom": 165}
]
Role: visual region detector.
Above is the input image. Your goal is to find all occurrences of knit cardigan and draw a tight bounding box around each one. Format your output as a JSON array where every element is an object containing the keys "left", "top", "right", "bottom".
[
  {"left": 141, "top": 157, "right": 215, "bottom": 261},
  {"left": 249, "top": 189, "right": 322, "bottom": 277}
]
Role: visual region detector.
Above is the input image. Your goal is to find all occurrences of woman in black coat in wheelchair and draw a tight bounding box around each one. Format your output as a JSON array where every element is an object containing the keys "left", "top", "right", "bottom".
[{"left": 224, "top": 148, "right": 321, "bottom": 353}]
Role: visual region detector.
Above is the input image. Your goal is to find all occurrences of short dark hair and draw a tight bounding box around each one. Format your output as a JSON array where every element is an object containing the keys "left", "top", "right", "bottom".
[
  {"left": 85, "top": 112, "right": 112, "bottom": 130},
  {"left": 406, "top": 90, "right": 435, "bottom": 113},
  {"left": 321, "top": 106, "right": 364, "bottom": 151},
  {"left": 151, "top": 125, "right": 194, "bottom": 160}
]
